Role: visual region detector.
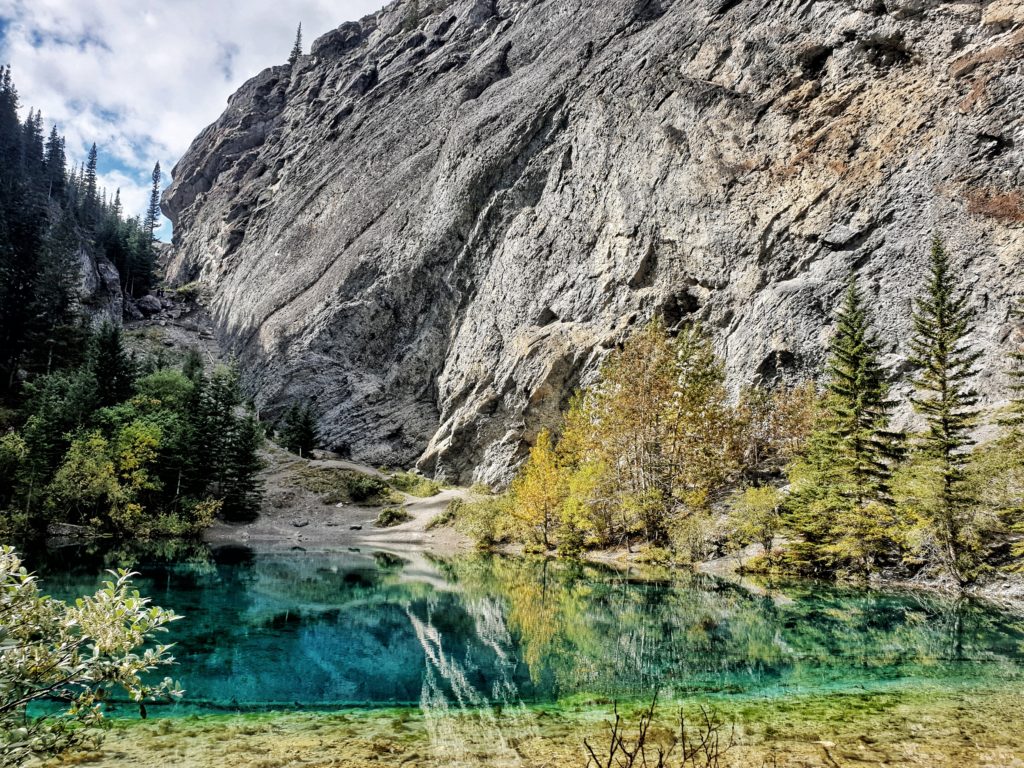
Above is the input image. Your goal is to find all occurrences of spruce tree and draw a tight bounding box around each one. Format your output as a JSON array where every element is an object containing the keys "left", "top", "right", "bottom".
[
  {"left": 29, "top": 210, "right": 88, "bottom": 374},
  {"left": 999, "top": 309, "right": 1024, "bottom": 567},
  {"left": 82, "top": 143, "right": 99, "bottom": 225},
  {"left": 44, "top": 125, "right": 65, "bottom": 199},
  {"left": 143, "top": 162, "right": 161, "bottom": 240},
  {"left": 220, "top": 415, "right": 264, "bottom": 521},
  {"left": 826, "top": 276, "right": 903, "bottom": 501},
  {"left": 908, "top": 237, "right": 982, "bottom": 583},
  {"left": 786, "top": 275, "right": 903, "bottom": 575},
  {"left": 288, "top": 24, "right": 303, "bottom": 67},
  {"left": 280, "top": 403, "right": 316, "bottom": 457},
  {"left": 1001, "top": 305, "right": 1024, "bottom": 436},
  {"left": 90, "top": 322, "right": 137, "bottom": 407}
]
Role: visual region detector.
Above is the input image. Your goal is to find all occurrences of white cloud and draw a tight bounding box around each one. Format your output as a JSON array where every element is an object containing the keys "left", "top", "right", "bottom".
[{"left": 0, "top": 0, "right": 386, "bottom": 230}]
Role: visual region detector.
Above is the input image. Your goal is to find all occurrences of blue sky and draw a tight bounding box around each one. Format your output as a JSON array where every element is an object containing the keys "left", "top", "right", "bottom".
[{"left": 0, "top": 0, "right": 385, "bottom": 240}]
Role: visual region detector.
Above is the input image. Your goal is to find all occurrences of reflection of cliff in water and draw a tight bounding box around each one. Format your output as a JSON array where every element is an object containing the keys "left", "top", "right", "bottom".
[
  {"left": 27, "top": 545, "right": 1024, "bottom": 717},
  {"left": 412, "top": 593, "right": 540, "bottom": 764}
]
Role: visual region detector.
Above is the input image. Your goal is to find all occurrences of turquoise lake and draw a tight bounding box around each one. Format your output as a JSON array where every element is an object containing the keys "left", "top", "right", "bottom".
[{"left": 30, "top": 543, "right": 1024, "bottom": 717}]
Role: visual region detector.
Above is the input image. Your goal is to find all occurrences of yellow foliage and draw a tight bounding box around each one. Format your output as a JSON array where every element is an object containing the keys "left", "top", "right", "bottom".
[{"left": 508, "top": 429, "right": 564, "bottom": 548}]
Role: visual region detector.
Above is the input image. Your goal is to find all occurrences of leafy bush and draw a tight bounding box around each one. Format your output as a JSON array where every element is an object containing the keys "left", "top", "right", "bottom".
[
  {"left": 671, "top": 511, "right": 722, "bottom": 565},
  {"left": 292, "top": 467, "right": 391, "bottom": 505},
  {"left": 455, "top": 495, "right": 512, "bottom": 549},
  {"left": 726, "top": 486, "right": 783, "bottom": 557},
  {"left": 375, "top": 507, "right": 411, "bottom": 528},
  {"left": 636, "top": 546, "right": 673, "bottom": 566},
  {"left": 0, "top": 547, "right": 181, "bottom": 766}
]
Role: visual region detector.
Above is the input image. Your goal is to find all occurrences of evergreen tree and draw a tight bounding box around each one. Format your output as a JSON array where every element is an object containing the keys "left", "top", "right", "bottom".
[
  {"left": 908, "top": 237, "right": 983, "bottom": 583},
  {"left": 288, "top": 24, "right": 303, "bottom": 67},
  {"left": 44, "top": 125, "right": 65, "bottom": 199},
  {"left": 143, "top": 162, "right": 161, "bottom": 241},
  {"left": 0, "top": 68, "right": 22, "bottom": 189},
  {"left": 785, "top": 276, "right": 903, "bottom": 575},
  {"left": 182, "top": 348, "right": 205, "bottom": 382},
  {"left": 280, "top": 403, "right": 316, "bottom": 456},
  {"left": 28, "top": 210, "right": 88, "bottom": 374},
  {"left": 1001, "top": 305, "right": 1024, "bottom": 437},
  {"left": 80, "top": 143, "right": 99, "bottom": 226},
  {"left": 826, "top": 277, "right": 903, "bottom": 501},
  {"left": 90, "top": 322, "right": 137, "bottom": 408},
  {"left": 220, "top": 415, "right": 264, "bottom": 521}
]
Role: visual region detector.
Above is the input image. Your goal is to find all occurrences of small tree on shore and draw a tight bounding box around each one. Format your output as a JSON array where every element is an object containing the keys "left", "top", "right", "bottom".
[
  {"left": 727, "top": 485, "right": 782, "bottom": 560},
  {"left": 0, "top": 547, "right": 181, "bottom": 766},
  {"left": 906, "top": 237, "right": 983, "bottom": 583},
  {"left": 509, "top": 429, "right": 563, "bottom": 549},
  {"left": 280, "top": 403, "right": 316, "bottom": 457},
  {"left": 786, "top": 276, "right": 904, "bottom": 576}
]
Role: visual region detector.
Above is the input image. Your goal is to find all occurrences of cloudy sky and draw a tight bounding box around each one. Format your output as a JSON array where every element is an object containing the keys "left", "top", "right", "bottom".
[{"left": 0, "top": 0, "right": 385, "bottom": 238}]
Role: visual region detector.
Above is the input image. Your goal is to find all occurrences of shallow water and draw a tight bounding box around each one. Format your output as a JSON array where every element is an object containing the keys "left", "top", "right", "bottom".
[{"left": 29, "top": 541, "right": 1024, "bottom": 720}]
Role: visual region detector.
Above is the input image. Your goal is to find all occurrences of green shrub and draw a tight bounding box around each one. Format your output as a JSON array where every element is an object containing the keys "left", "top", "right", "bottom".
[
  {"left": 671, "top": 510, "right": 723, "bottom": 564},
  {"left": 0, "top": 547, "right": 181, "bottom": 766},
  {"left": 174, "top": 281, "right": 202, "bottom": 302},
  {"left": 636, "top": 546, "right": 673, "bottom": 566},
  {"left": 347, "top": 473, "right": 391, "bottom": 504},
  {"left": 455, "top": 495, "right": 510, "bottom": 549},
  {"left": 293, "top": 467, "right": 391, "bottom": 505},
  {"left": 375, "top": 507, "right": 412, "bottom": 528},
  {"left": 390, "top": 471, "right": 442, "bottom": 497}
]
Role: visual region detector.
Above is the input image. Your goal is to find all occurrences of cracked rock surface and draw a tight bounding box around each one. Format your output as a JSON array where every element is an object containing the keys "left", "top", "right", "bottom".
[{"left": 163, "top": 0, "right": 1024, "bottom": 484}]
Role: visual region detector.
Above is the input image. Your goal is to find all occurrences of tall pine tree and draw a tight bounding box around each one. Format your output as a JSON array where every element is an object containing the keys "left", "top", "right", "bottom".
[
  {"left": 90, "top": 322, "right": 137, "bottom": 408},
  {"left": 908, "top": 237, "right": 983, "bottom": 583},
  {"left": 288, "top": 24, "right": 303, "bottom": 67},
  {"left": 143, "top": 162, "right": 161, "bottom": 240},
  {"left": 826, "top": 276, "right": 903, "bottom": 502},
  {"left": 81, "top": 143, "right": 99, "bottom": 226},
  {"left": 786, "top": 275, "right": 903, "bottom": 575}
]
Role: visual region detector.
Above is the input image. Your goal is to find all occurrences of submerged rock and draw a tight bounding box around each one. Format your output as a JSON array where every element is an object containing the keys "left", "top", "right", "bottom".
[{"left": 164, "top": 0, "right": 1024, "bottom": 484}]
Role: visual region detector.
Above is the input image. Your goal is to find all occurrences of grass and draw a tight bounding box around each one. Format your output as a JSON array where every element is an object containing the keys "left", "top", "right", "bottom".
[
  {"left": 292, "top": 466, "right": 394, "bottom": 505},
  {"left": 389, "top": 471, "right": 443, "bottom": 498},
  {"left": 375, "top": 507, "right": 412, "bottom": 528},
  {"left": 47, "top": 686, "right": 1024, "bottom": 768},
  {"left": 426, "top": 499, "right": 462, "bottom": 530}
]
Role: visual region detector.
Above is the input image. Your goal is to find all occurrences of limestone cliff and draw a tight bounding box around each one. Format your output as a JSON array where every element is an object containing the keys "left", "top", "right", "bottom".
[{"left": 163, "top": 0, "right": 1024, "bottom": 483}]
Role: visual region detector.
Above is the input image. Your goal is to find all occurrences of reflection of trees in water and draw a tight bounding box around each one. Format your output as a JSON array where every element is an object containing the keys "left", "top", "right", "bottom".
[
  {"left": 28, "top": 545, "right": 1024, "bottom": 718},
  {"left": 448, "top": 556, "right": 1024, "bottom": 698},
  {"left": 411, "top": 593, "right": 540, "bottom": 765}
]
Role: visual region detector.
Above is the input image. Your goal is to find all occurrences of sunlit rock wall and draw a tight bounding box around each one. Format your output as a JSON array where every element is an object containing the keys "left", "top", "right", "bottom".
[{"left": 164, "top": 0, "right": 1024, "bottom": 483}]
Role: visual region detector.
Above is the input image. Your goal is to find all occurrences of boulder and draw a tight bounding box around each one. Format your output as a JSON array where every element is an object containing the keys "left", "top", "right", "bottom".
[{"left": 136, "top": 294, "right": 163, "bottom": 315}]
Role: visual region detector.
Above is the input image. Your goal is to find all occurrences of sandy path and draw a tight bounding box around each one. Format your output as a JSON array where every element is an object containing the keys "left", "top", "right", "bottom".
[{"left": 204, "top": 446, "right": 473, "bottom": 555}]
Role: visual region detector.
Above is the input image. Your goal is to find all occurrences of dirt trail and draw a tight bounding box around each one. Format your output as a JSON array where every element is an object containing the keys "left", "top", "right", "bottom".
[{"left": 204, "top": 445, "right": 473, "bottom": 554}]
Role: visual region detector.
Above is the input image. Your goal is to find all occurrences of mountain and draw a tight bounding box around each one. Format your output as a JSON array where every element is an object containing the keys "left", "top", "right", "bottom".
[{"left": 162, "top": 0, "right": 1024, "bottom": 484}]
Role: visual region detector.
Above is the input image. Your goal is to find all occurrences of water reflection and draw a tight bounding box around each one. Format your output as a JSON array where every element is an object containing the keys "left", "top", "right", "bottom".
[{"left": 30, "top": 544, "right": 1024, "bottom": 727}]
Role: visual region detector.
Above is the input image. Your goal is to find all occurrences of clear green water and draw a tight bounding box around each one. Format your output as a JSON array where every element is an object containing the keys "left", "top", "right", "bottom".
[{"left": 28, "top": 542, "right": 1024, "bottom": 718}]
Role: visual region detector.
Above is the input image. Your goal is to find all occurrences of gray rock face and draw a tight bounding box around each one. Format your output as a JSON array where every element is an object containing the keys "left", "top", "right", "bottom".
[
  {"left": 164, "top": 0, "right": 1024, "bottom": 484},
  {"left": 77, "top": 247, "right": 123, "bottom": 325}
]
